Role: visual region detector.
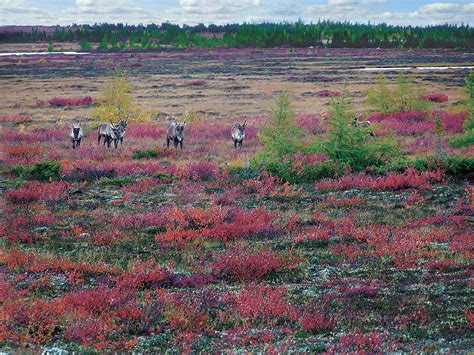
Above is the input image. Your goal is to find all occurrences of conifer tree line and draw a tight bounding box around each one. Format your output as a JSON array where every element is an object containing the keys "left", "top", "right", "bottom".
[{"left": 1, "top": 21, "right": 472, "bottom": 49}]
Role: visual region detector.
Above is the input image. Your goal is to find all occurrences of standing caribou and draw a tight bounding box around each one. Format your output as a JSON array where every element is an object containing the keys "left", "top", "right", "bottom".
[
  {"left": 70, "top": 119, "right": 84, "bottom": 149},
  {"left": 98, "top": 122, "right": 122, "bottom": 148},
  {"left": 352, "top": 115, "right": 375, "bottom": 137},
  {"left": 118, "top": 119, "right": 127, "bottom": 145},
  {"left": 97, "top": 107, "right": 129, "bottom": 149},
  {"left": 166, "top": 115, "right": 187, "bottom": 149},
  {"left": 117, "top": 107, "right": 128, "bottom": 145},
  {"left": 231, "top": 119, "right": 247, "bottom": 148}
]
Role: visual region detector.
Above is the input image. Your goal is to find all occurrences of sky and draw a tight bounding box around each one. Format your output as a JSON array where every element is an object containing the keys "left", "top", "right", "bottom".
[{"left": 0, "top": 0, "right": 473, "bottom": 27}]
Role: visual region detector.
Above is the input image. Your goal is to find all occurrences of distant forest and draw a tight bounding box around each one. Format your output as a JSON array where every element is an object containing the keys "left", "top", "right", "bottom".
[{"left": 1, "top": 21, "right": 472, "bottom": 49}]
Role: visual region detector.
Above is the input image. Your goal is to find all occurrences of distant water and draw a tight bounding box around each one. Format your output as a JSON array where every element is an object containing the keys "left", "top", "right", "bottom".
[
  {"left": 358, "top": 66, "right": 474, "bottom": 71},
  {"left": 0, "top": 51, "right": 90, "bottom": 56}
]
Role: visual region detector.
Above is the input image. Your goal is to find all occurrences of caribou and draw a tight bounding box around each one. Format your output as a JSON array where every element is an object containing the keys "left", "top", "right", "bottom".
[
  {"left": 231, "top": 119, "right": 247, "bottom": 148},
  {"left": 118, "top": 119, "right": 127, "bottom": 145},
  {"left": 98, "top": 121, "right": 122, "bottom": 148},
  {"left": 70, "top": 119, "right": 84, "bottom": 149},
  {"left": 117, "top": 107, "right": 128, "bottom": 145},
  {"left": 166, "top": 115, "right": 187, "bottom": 149},
  {"left": 352, "top": 115, "right": 375, "bottom": 137}
]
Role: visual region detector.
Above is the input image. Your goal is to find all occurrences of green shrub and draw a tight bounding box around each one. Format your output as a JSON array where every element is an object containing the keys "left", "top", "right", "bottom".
[
  {"left": 227, "top": 166, "right": 259, "bottom": 181},
  {"left": 465, "top": 70, "right": 474, "bottom": 121},
  {"left": 252, "top": 91, "right": 303, "bottom": 168},
  {"left": 79, "top": 39, "right": 92, "bottom": 50},
  {"left": 153, "top": 172, "right": 175, "bottom": 182},
  {"left": 324, "top": 91, "right": 400, "bottom": 171},
  {"left": 133, "top": 148, "right": 158, "bottom": 160},
  {"left": 262, "top": 159, "right": 342, "bottom": 183},
  {"left": 450, "top": 129, "right": 474, "bottom": 148},
  {"left": 375, "top": 155, "right": 474, "bottom": 178},
  {"left": 450, "top": 71, "right": 474, "bottom": 148},
  {"left": 99, "top": 177, "right": 133, "bottom": 186},
  {"left": 252, "top": 89, "right": 400, "bottom": 182},
  {"left": 11, "top": 161, "right": 61, "bottom": 181},
  {"left": 367, "top": 72, "right": 430, "bottom": 113}
]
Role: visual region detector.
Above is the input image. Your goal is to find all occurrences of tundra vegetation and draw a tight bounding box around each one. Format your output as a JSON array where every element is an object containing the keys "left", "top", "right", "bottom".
[{"left": 0, "top": 60, "right": 472, "bottom": 353}]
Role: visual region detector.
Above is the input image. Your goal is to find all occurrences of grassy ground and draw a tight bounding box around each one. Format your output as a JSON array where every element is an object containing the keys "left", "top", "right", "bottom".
[{"left": 0, "top": 48, "right": 473, "bottom": 352}]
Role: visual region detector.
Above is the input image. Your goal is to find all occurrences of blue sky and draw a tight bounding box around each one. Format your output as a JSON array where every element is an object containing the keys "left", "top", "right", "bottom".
[{"left": 1, "top": 0, "right": 473, "bottom": 26}]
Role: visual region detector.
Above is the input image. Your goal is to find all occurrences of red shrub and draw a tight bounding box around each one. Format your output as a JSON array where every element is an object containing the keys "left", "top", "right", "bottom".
[
  {"left": 301, "top": 311, "right": 336, "bottom": 333},
  {"left": 0, "top": 114, "right": 31, "bottom": 123},
  {"left": 315, "top": 90, "right": 341, "bottom": 97},
  {"left": 320, "top": 195, "right": 363, "bottom": 208},
  {"left": 185, "top": 160, "right": 219, "bottom": 181},
  {"left": 1, "top": 127, "right": 63, "bottom": 144},
  {"left": 6, "top": 145, "right": 41, "bottom": 164},
  {"left": 433, "top": 110, "right": 467, "bottom": 133},
  {"left": 422, "top": 93, "right": 449, "bottom": 102},
  {"left": 185, "top": 80, "right": 207, "bottom": 86},
  {"left": 295, "top": 113, "right": 326, "bottom": 133},
  {"left": 48, "top": 96, "right": 93, "bottom": 107},
  {"left": 162, "top": 293, "right": 210, "bottom": 333},
  {"left": 92, "top": 230, "right": 127, "bottom": 246},
  {"left": 212, "top": 245, "right": 302, "bottom": 281},
  {"left": 230, "top": 284, "right": 296, "bottom": 323},
  {"left": 369, "top": 110, "right": 428, "bottom": 123},
  {"left": 5, "top": 181, "right": 69, "bottom": 204},
  {"left": 126, "top": 123, "right": 166, "bottom": 138},
  {"left": 316, "top": 168, "right": 443, "bottom": 191},
  {"left": 116, "top": 259, "right": 175, "bottom": 290},
  {"left": 156, "top": 206, "right": 274, "bottom": 244},
  {"left": 329, "top": 331, "right": 396, "bottom": 352},
  {"left": 2, "top": 298, "right": 64, "bottom": 344},
  {"left": 243, "top": 172, "right": 284, "bottom": 197},
  {"left": 293, "top": 226, "right": 331, "bottom": 243}
]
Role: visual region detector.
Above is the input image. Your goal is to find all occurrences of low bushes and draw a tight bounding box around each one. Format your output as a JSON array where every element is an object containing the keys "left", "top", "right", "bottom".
[
  {"left": 366, "top": 72, "right": 430, "bottom": 114},
  {"left": 450, "top": 130, "right": 474, "bottom": 148},
  {"left": 315, "top": 168, "right": 444, "bottom": 191},
  {"left": 155, "top": 205, "right": 275, "bottom": 244},
  {"left": 5, "top": 181, "right": 70, "bottom": 204},
  {"left": 422, "top": 93, "right": 449, "bottom": 102},
  {"left": 381, "top": 155, "right": 474, "bottom": 178},
  {"left": 48, "top": 96, "right": 93, "bottom": 107},
  {"left": 211, "top": 245, "right": 302, "bottom": 281},
  {"left": 11, "top": 161, "right": 61, "bottom": 181},
  {"left": 132, "top": 148, "right": 158, "bottom": 159}
]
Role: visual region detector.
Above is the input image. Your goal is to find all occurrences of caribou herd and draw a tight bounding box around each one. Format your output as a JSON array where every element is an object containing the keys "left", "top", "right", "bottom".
[
  {"left": 70, "top": 115, "right": 251, "bottom": 150},
  {"left": 70, "top": 115, "right": 373, "bottom": 150}
]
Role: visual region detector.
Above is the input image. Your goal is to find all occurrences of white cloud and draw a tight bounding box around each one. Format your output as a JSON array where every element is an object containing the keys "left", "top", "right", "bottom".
[
  {"left": 328, "top": 0, "right": 357, "bottom": 5},
  {"left": 371, "top": 2, "right": 474, "bottom": 25},
  {"left": 0, "top": 0, "right": 472, "bottom": 26},
  {"left": 75, "top": 0, "right": 94, "bottom": 6}
]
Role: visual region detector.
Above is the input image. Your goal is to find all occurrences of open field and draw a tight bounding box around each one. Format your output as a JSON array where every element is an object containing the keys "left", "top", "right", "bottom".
[
  {"left": 1, "top": 47, "right": 472, "bottom": 119},
  {"left": 0, "top": 48, "right": 473, "bottom": 352}
]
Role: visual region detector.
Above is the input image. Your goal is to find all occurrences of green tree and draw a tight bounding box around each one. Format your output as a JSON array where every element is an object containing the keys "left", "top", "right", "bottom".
[
  {"left": 451, "top": 70, "right": 474, "bottom": 147},
  {"left": 98, "top": 32, "right": 108, "bottom": 50},
  {"left": 252, "top": 91, "right": 303, "bottom": 167},
  {"left": 110, "top": 33, "right": 118, "bottom": 48},
  {"left": 140, "top": 32, "right": 150, "bottom": 47},
  {"left": 366, "top": 73, "right": 397, "bottom": 114},
  {"left": 367, "top": 72, "right": 429, "bottom": 113},
  {"left": 47, "top": 37, "right": 54, "bottom": 52},
  {"left": 79, "top": 39, "right": 91, "bottom": 50},
  {"left": 325, "top": 89, "right": 399, "bottom": 170}
]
